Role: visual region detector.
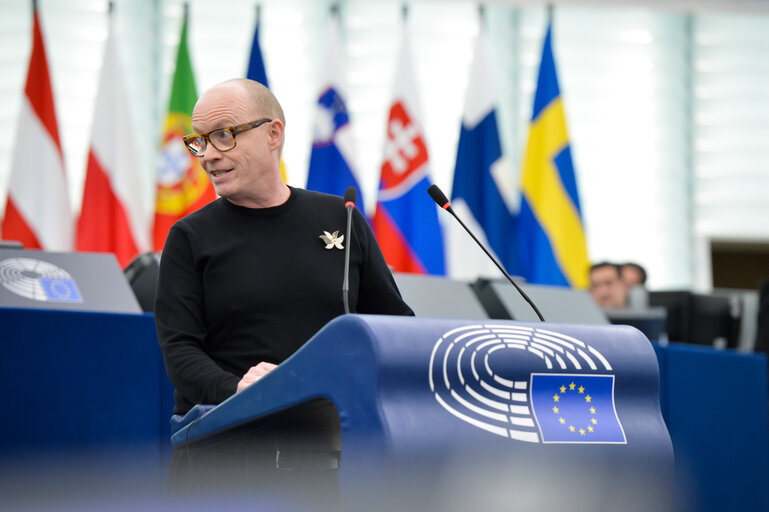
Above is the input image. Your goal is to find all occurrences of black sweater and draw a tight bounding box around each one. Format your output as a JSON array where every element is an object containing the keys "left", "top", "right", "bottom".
[{"left": 155, "top": 187, "right": 414, "bottom": 415}]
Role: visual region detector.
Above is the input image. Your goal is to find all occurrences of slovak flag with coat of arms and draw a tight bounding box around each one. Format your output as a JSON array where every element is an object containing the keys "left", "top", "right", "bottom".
[{"left": 372, "top": 27, "right": 445, "bottom": 275}]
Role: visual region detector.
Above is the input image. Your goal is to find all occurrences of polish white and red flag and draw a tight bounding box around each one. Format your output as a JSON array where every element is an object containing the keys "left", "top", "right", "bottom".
[
  {"left": 1, "top": 9, "right": 73, "bottom": 250},
  {"left": 76, "top": 17, "right": 148, "bottom": 267}
]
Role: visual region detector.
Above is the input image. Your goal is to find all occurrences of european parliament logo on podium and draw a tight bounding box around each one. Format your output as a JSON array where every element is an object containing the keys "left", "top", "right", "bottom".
[
  {"left": 429, "top": 323, "right": 626, "bottom": 444},
  {"left": 0, "top": 257, "right": 83, "bottom": 303}
]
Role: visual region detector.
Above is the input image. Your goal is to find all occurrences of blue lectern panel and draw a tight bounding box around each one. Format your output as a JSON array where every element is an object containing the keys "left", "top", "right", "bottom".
[{"left": 174, "top": 315, "right": 673, "bottom": 508}]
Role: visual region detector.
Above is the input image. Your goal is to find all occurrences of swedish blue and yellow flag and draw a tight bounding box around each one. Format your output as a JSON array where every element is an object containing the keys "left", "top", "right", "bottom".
[{"left": 517, "top": 24, "right": 588, "bottom": 288}]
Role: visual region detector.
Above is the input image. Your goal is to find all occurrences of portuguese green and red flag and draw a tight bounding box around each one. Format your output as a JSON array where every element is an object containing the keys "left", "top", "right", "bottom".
[{"left": 153, "top": 9, "right": 216, "bottom": 250}]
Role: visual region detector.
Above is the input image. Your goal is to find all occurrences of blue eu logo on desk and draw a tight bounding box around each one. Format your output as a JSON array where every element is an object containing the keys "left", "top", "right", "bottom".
[
  {"left": 39, "top": 277, "right": 82, "bottom": 302},
  {"left": 530, "top": 374, "right": 626, "bottom": 444},
  {"left": 0, "top": 257, "right": 84, "bottom": 303}
]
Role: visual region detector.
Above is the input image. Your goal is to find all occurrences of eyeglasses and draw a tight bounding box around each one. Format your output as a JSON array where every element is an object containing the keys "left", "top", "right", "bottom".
[{"left": 183, "top": 118, "right": 273, "bottom": 157}]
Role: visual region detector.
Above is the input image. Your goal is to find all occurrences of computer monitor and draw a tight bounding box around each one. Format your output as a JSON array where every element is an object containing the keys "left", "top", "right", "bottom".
[
  {"left": 689, "top": 293, "right": 740, "bottom": 349},
  {"left": 648, "top": 291, "right": 691, "bottom": 343},
  {"left": 605, "top": 308, "right": 667, "bottom": 343},
  {"left": 648, "top": 290, "right": 741, "bottom": 348}
]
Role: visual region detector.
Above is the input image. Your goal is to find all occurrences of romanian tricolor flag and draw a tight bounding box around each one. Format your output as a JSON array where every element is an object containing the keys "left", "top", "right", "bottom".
[
  {"left": 517, "top": 23, "right": 589, "bottom": 288},
  {"left": 153, "top": 8, "right": 216, "bottom": 250}
]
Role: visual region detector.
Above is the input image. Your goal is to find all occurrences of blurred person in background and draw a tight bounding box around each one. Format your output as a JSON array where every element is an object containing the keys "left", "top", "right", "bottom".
[{"left": 589, "top": 261, "right": 628, "bottom": 310}]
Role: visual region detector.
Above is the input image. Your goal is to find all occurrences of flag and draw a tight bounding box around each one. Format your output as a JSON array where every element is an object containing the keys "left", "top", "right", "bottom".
[
  {"left": 153, "top": 10, "right": 216, "bottom": 251},
  {"left": 306, "top": 14, "right": 365, "bottom": 214},
  {"left": 246, "top": 9, "right": 287, "bottom": 182},
  {"left": 373, "top": 28, "right": 445, "bottom": 275},
  {"left": 517, "top": 24, "right": 588, "bottom": 288},
  {"left": 530, "top": 374, "right": 625, "bottom": 443},
  {"left": 246, "top": 9, "right": 269, "bottom": 87},
  {"left": 448, "top": 31, "right": 518, "bottom": 280},
  {"left": 77, "top": 15, "right": 148, "bottom": 268},
  {"left": 1, "top": 9, "right": 72, "bottom": 250}
]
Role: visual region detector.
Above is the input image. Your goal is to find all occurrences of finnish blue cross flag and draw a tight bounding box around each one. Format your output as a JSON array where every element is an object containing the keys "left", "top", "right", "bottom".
[
  {"left": 530, "top": 373, "right": 625, "bottom": 443},
  {"left": 448, "top": 31, "right": 519, "bottom": 281}
]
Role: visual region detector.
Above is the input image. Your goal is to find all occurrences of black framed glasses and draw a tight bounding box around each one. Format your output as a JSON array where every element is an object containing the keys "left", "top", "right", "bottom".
[{"left": 183, "top": 118, "right": 273, "bottom": 157}]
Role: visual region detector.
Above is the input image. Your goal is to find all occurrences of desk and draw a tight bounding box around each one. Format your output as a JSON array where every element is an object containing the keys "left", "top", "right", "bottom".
[
  {"left": 655, "top": 342, "right": 769, "bottom": 512},
  {"left": 0, "top": 307, "right": 174, "bottom": 468}
]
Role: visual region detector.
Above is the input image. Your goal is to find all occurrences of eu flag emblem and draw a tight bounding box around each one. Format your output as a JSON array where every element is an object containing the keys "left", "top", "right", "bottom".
[
  {"left": 39, "top": 278, "right": 83, "bottom": 303},
  {"left": 530, "top": 374, "right": 626, "bottom": 444}
]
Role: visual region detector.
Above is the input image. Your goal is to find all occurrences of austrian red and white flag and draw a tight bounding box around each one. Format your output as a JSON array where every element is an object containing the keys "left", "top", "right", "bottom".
[
  {"left": 1, "top": 9, "right": 72, "bottom": 250},
  {"left": 76, "top": 18, "right": 148, "bottom": 267}
]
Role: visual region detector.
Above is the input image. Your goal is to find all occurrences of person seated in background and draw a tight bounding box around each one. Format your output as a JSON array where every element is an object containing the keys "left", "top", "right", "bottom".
[
  {"left": 589, "top": 261, "right": 628, "bottom": 309},
  {"left": 621, "top": 262, "right": 647, "bottom": 287}
]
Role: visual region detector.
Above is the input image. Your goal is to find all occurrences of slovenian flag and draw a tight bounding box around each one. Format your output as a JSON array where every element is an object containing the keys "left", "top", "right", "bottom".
[
  {"left": 373, "top": 26, "right": 445, "bottom": 275},
  {"left": 306, "top": 13, "right": 365, "bottom": 214},
  {"left": 448, "top": 30, "right": 518, "bottom": 280},
  {"left": 517, "top": 23, "right": 589, "bottom": 288}
]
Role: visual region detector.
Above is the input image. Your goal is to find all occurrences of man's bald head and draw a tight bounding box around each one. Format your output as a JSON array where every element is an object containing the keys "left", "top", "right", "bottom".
[{"left": 205, "top": 78, "right": 285, "bottom": 126}]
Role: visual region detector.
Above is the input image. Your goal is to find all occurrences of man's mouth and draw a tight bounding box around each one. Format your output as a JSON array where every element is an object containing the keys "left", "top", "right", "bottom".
[{"left": 210, "top": 169, "right": 231, "bottom": 178}]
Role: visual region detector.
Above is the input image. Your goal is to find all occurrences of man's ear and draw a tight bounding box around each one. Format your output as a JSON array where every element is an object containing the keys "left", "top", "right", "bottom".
[{"left": 268, "top": 120, "right": 284, "bottom": 151}]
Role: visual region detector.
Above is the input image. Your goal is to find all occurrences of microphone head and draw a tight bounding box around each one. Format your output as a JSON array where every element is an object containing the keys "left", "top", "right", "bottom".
[
  {"left": 427, "top": 184, "right": 451, "bottom": 210},
  {"left": 344, "top": 186, "right": 357, "bottom": 207}
]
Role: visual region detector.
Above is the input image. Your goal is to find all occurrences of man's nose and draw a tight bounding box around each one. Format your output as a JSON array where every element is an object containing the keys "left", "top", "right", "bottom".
[{"left": 201, "top": 143, "right": 223, "bottom": 162}]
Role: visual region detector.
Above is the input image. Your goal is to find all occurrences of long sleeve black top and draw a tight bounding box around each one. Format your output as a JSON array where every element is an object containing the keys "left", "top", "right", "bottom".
[{"left": 155, "top": 187, "right": 414, "bottom": 415}]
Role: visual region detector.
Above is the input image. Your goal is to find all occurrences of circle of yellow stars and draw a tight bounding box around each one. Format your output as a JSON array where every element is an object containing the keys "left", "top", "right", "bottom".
[{"left": 551, "top": 381, "right": 598, "bottom": 436}]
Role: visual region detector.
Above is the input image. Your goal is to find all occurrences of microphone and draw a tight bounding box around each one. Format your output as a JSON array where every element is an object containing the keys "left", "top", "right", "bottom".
[
  {"left": 427, "top": 184, "right": 545, "bottom": 322},
  {"left": 342, "top": 186, "right": 357, "bottom": 314}
]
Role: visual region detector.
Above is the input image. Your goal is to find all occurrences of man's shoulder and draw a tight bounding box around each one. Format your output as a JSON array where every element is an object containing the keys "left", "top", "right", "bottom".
[
  {"left": 293, "top": 187, "right": 345, "bottom": 207},
  {"left": 172, "top": 198, "right": 226, "bottom": 229}
]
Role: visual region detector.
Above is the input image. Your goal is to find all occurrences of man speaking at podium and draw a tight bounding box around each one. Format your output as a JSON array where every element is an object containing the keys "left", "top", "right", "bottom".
[{"left": 155, "top": 78, "right": 413, "bottom": 417}]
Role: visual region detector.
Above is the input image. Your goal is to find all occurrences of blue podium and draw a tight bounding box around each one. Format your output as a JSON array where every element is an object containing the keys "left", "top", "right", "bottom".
[{"left": 172, "top": 315, "right": 673, "bottom": 511}]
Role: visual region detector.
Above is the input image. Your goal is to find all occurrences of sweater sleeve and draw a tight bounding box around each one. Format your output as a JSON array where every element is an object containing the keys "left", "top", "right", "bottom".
[
  {"left": 352, "top": 208, "right": 415, "bottom": 316},
  {"left": 155, "top": 225, "right": 240, "bottom": 414}
]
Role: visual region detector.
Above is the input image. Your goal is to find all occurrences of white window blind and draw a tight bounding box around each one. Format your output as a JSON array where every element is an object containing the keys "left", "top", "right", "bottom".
[{"left": 692, "top": 12, "right": 769, "bottom": 288}]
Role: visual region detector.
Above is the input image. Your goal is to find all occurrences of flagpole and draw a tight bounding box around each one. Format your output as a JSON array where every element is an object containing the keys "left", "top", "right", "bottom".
[{"left": 478, "top": 4, "right": 485, "bottom": 32}]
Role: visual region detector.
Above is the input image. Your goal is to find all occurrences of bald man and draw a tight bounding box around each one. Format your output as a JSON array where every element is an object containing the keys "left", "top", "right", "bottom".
[{"left": 155, "top": 79, "right": 413, "bottom": 416}]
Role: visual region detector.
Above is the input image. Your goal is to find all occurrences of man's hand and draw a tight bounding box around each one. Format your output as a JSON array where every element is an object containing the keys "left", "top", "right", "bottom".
[{"left": 236, "top": 362, "right": 278, "bottom": 393}]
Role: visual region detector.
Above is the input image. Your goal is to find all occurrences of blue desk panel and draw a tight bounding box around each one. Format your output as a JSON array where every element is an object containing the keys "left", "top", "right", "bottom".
[
  {"left": 655, "top": 342, "right": 769, "bottom": 512},
  {"left": 0, "top": 307, "right": 174, "bottom": 457}
]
